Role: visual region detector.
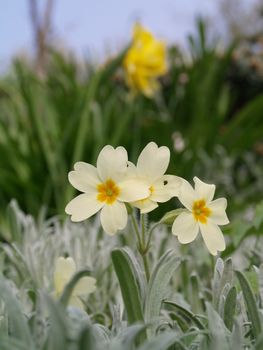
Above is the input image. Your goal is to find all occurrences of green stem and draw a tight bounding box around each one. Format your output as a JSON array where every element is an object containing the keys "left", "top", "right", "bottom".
[
  {"left": 141, "top": 214, "right": 150, "bottom": 282},
  {"left": 130, "top": 212, "right": 150, "bottom": 282},
  {"left": 130, "top": 212, "right": 142, "bottom": 248},
  {"left": 145, "top": 221, "right": 161, "bottom": 251}
]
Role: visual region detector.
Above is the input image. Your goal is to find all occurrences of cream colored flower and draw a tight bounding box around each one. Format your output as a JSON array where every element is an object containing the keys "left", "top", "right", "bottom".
[
  {"left": 130, "top": 142, "right": 182, "bottom": 213},
  {"left": 65, "top": 145, "right": 150, "bottom": 235},
  {"left": 53, "top": 257, "right": 96, "bottom": 310},
  {"left": 172, "top": 177, "right": 229, "bottom": 255}
]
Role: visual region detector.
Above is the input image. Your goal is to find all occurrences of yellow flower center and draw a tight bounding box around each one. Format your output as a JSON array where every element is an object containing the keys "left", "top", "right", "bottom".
[
  {"left": 149, "top": 185, "right": 154, "bottom": 194},
  {"left": 97, "top": 179, "right": 120, "bottom": 205},
  {"left": 192, "top": 199, "right": 211, "bottom": 224}
]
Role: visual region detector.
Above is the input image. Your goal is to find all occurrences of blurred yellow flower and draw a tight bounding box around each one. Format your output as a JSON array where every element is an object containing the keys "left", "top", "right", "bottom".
[
  {"left": 54, "top": 256, "right": 96, "bottom": 310},
  {"left": 123, "top": 23, "right": 167, "bottom": 97}
]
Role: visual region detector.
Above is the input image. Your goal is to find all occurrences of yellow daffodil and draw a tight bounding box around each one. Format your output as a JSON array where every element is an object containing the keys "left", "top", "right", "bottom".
[
  {"left": 123, "top": 23, "right": 167, "bottom": 96},
  {"left": 129, "top": 142, "right": 182, "bottom": 213},
  {"left": 53, "top": 257, "right": 96, "bottom": 310},
  {"left": 65, "top": 145, "right": 150, "bottom": 235},
  {"left": 172, "top": 177, "right": 229, "bottom": 255}
]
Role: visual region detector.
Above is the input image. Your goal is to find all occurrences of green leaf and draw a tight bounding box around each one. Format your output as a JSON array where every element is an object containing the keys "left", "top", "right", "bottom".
[
  {"left": 111, "top": 247, "right": 145, "bottom": 325},
  {"left": 0, "top": 278, "right": 34, "bottom": 348},
  {"left": 43, "top": 295, "right": 68, "bottom": 350},
  {"left": 137, "top": 332, "right": 187, "bottom": 350},
  {"left": 78, "top": 325, "right": 98, "bottom": 350},
  {"left": 230, "top": 319, "right": 243, "bottom": 350},
  {"left": 206, "top": 302, "right": 230, "bottom": 350},
  {"left": 164, "top": 300, "right": 205, "bottom": 330},
  {"left": 108, "top": 324, "right": 147, "bottom": 350},
  {"left": 223, "top": 286, "right": 237, "bottom": 331},
  {"left": 144, "top": 250, "right": 180, "bottom": 337},
  {"left": 213, "top": 258, "right": 233, "bottom": 311},
  {"left": 236, "top": 270, "right": 262, "bottom": 339},
  {"left": 254, "top": 200, "right": 263, "bottom": 230},
  {"left": 0, "top": 337, "right": 30, "bottom": 350},
  {"left": 255, "top": 332, "right": 263, "bottom": 350}
]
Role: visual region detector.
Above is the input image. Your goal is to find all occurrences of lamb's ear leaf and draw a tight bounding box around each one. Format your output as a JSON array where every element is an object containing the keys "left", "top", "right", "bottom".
[
  {"left": 163, "top": 300, "right": 205, "bottom": 330},
  {"left": 236, "top": 270, "right": 262, "bottom": 339},
  {"left": 223, "top": 286, "right": 237, "bottom": 331},
  {"left": 0, "top": 277, "right": 34, "bottom": 348},
  {"left": 111, "top": 247, "right": 146, "bottom": 343},
  {"left": 145, "top": 250, "right": 181, "bottom": 337},
  {"left": 43, "top": 294, "right": 68, "bottom": 350}
]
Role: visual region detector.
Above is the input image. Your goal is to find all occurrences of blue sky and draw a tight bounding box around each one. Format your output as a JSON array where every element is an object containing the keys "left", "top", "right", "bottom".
[{"left": 0, "top": 0, "right": 256, "bottom": 67}]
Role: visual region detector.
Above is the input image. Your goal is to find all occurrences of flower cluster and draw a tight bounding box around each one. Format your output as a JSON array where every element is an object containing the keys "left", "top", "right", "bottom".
[
  {"left": 66, "top": 142, "right": 180, "bottom": 234},
  {"left": 123, "top": 23, "right": 167, "bottom": 97},
  {"left": 66, "top": 142, "right": 229, "bottom": 256}
]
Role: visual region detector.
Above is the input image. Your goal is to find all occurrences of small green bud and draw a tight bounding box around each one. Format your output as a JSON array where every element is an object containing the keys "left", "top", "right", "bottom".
[{"left": 160, "top": 208, "right": 187, "bottom": 225}]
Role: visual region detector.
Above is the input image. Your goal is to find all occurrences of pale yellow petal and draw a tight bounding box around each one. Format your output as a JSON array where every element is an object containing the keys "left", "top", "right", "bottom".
[
  {"left": 194, "top": 177, "right": 215, "bottom": 204},
  {"left": 68, "top": 162, "right": 100, "bottom": 193},
  {"left": 73, "top": 276, "right": 97, "bottom": 296},
  {"left": 209, "top": 198, "right": 229, "bottom": 225},
  {"left": 172, "top": 212, "right": 199, "bottom": 244},
  {"left": 150, "top": 175, "right": 182, "bottom": 202},
  {"left": 137, "top": 142, "right": 170, "bottom": 181},
  {"left": 200, "top": 221, "right": 226, "bottom": 256},
  {"left": 100, "top": 201, "right": 128, "bottom": 235},
  {"left": 96, "top": 145, "right": 128, "bottom": 182},
  {"left": 69, "top": 295, "right": 85, "bottom": 310},
  {"left": 118, "top": 178, "right": 150, "bottom": 202},
  {"left": 131, "top": 198, "right": 159, "bottom": 214},
  {"left": 65, "top": 193, "right": 103, "bottom": 222},
  {"left": 178, "top": 180, "right": 196, "bottom": 211},
  {"left": 54, "top": 257, "right": 76, "bottom": 294}
]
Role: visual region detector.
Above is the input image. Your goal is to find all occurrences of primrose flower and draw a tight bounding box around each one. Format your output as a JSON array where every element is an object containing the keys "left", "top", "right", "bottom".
[
  {"left": 130, "top": 142, "right": 182, "bottom": 213},
  {"left": 53, "top": 257, "right": 96, "bottom": 310},
  {"left": 172, "top": 177, "right": 229, "bottom": 255},
  {"left": 123, "top": 23, "right": 167, "bottom": 97},
  {"left": 65, "top": 145, "right": 150, "bottom": 235}
]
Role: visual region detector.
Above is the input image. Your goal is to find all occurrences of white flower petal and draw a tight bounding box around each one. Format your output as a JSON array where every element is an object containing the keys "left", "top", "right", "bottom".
[
  {"left": 65, "top": 193, "right": 103, "bottom": 222},
  {"left": 54, "top": 257, "right": 76, "bottom": 294},
  {"left": 126, "top": 161, "right": 137, "bottom": 176},
  {"left": 200, "top": 221, "right": 226, "bottom": 256},
  {"left": 132, "top": 198, "right": 159, "bottom": 214},
  {"left": 100, "top": 201, "right": 128, "bottom": 235},
  {"left": 150, "top": 175, "right": 182, "bottom": 203},
  {"left": 118, "top": 178, "right": 150, "bottom": 202},
  {"left": 68, "top": 162, "right": 100, "bottom": 193},
  {"left": 69, "top": 295, "right": 85, "bottom": 310},
  {"left": 73, "top": 276, "right": 97, "bottom": 296},
  {"left": 209, "top": 198, "right": 229, "bottom": 225},
  {"left": 194, "top": 177, "right": 215, "bottom": 203},
  {"left": 172, "top": 212, "right": 199, "bottom": 244},
  {"left": 137, "top": 142, "right": 170, "bottom": 181},
  {"left": 96, "top": 145, "right": 128, "bottom": 182},
  {"left": 178, "top": 180, "right": 196, "bottom": 210}
]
